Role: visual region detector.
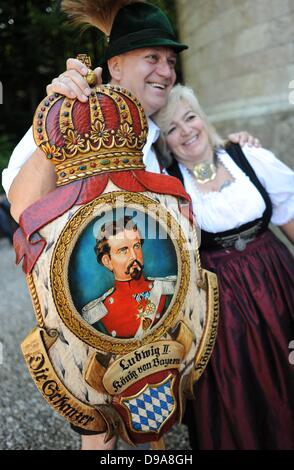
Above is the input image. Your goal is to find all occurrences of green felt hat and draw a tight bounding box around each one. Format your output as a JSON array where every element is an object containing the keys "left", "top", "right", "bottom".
[{"left": 103, "top": 2, "right": 188, "bottom": 61}]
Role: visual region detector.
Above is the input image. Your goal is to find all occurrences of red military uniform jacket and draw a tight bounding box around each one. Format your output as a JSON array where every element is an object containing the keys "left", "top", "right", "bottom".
[{"left": 82, "top": 275, "right": 176, "bottom": 338}]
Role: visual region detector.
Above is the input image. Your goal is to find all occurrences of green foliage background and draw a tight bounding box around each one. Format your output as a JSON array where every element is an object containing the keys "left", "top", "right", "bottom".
[{"left": 0, "top": 1, "right": 180, "bottom": 191}]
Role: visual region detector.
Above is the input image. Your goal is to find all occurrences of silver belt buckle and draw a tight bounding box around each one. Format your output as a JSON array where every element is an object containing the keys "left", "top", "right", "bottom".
[{"left": 234, "top": 237, "right": 247, "bottom": 251}]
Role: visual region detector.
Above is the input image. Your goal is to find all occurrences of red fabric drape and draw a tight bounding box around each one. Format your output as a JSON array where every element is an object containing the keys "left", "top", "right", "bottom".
[{"left": 14, "top": 171, "right": 192, "bottom": 273}]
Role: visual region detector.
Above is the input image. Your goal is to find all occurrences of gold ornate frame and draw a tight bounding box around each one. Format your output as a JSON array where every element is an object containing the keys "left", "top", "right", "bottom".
[{"left": 51, "top": 192, "right": 190, "bottom": 354}]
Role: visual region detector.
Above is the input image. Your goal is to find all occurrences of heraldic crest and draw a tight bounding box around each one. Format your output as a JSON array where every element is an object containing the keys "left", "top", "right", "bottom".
[
  {"left": 13, "top": 2, "right": 219, "bottom": 449},
  {"left": 15, "top": 66, "right": 218, "bottom": 447}
]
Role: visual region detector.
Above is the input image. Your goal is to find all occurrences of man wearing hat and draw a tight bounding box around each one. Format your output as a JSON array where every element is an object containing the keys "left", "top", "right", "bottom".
[
  {"left": 4, "top": 2, "right": 186, "bottom": 221},
  {"left": 2, "top": 2, "right": 188, "bottom": 450},
  {"left": 2, "top": 1, "right": 258, "bottom": 450},
  {"left": 3, "top": 1, "right": 256, "bottom": 222}
]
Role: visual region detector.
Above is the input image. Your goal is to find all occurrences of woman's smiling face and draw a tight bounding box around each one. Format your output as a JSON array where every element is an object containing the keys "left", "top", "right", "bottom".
[{"left": 165, "top": 100, "right": 211, "bottom": 168}]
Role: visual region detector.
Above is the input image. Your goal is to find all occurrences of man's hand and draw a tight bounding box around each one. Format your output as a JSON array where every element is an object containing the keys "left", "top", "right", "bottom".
[
  {"left": 228, "top": 131, "right": 261, "bottom": 148},
  {"left": 46, "top": 58, "right": 103, "bottom": 102}
]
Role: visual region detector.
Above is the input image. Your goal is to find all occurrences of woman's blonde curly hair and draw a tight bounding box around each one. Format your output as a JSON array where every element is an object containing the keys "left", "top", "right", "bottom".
[{"left": 153, "top": 84, "right": 225, "bottom": 167}]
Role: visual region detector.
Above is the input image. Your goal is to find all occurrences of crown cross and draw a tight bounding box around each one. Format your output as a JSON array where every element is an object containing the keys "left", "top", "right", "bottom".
[
  {"left": 76, "top": 54, "right": 96, "bottom": 86},
  {"left": 76, "top": 54, "right": 92, "bottom": 69}
]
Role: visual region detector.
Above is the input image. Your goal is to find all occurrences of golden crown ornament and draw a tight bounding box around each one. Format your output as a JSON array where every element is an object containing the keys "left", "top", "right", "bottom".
[{"left": 33, "top": 58, "right": 148, "bottom": 187}]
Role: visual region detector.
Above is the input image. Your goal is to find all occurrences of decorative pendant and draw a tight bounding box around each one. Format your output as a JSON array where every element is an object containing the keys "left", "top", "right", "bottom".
[
  {"left": 193, "top": 161, "right": 217, "bottom": 184},
  {"left": 234, "top": 238, "right": 247, "bottom": 251},
  {"left": 137, "top": 299, "right": 157, "bottom": 321}
]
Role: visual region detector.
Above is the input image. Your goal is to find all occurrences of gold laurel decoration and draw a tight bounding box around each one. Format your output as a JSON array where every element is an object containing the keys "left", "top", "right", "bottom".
[
  {"left": 50, "top": 192, "right": 190, "bottom": 355},
  {"left": 26, "top": 273, "right": 45, "bottom": 329}
]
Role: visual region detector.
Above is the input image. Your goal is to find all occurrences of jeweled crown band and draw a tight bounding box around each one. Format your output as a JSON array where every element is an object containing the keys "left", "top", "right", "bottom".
[{"left": 55, "top": 151, "right": 145, "bottom": 186}]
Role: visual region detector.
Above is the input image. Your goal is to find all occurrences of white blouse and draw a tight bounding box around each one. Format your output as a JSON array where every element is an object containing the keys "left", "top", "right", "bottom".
[{"left": 179, "top": 145, "right": 294, "bottom": 233}]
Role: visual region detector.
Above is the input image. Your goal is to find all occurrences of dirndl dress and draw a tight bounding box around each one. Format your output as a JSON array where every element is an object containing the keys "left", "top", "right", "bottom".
[
  {"left": 186, "top": 229, "right": 294, "bottom": 449},
  {"left": 168, "top": 143, "right": 294, "bottom": 449}
]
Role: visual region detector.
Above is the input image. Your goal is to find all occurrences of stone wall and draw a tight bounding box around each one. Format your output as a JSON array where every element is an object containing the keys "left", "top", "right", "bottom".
[
  {"left": 176, "top": 0, "right": 294, "bottom": 168},
  {"left": 176, "top": 0, "right": 293, "bottom": 250}
]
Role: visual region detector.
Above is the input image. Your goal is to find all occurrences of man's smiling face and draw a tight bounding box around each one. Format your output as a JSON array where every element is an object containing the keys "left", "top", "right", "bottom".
[{"left": 108, "top": 47, "right": 177, "bottom": 116}]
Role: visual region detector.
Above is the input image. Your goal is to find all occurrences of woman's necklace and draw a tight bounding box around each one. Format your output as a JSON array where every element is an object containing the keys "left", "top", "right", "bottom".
[
  {"left": 192, "top": 151, "right": 218, "bottom": 184},
  {"left": 193, "top": 161, "right": 217, "bottom": 183}
]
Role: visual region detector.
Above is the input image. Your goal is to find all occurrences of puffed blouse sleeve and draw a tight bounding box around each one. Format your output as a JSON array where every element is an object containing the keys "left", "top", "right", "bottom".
[
  {"left": 1, "top": 126, "right": 36, "bottom": 196},
  {"left": 241, "top": 145, "right": 294, "bottom": 225}
]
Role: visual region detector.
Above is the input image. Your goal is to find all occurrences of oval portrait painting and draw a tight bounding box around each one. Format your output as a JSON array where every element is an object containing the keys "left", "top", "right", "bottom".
[{"left": 68, "top": 207, "right": 178, "bottom": 339}]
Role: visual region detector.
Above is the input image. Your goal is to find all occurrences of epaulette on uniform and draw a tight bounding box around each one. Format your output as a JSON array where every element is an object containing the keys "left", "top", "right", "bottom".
[
  {"left": 81, "top": 287, "right": 115, "bottom": 324},
  {"left": 82, "top": 287, "right": 115, "bottom": 312}
]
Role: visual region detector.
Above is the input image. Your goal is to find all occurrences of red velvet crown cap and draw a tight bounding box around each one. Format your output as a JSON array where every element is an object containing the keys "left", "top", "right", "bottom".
[{"left": 33, "top": 85, "right": 148, "bottom": 186}]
